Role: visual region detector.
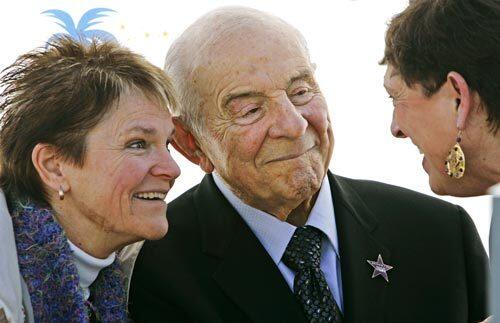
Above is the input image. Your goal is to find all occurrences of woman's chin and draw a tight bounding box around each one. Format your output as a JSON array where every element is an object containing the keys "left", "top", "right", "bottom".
[
  {"left": 129, "top": 213, "right": 169, "bottom": 241},
  {"left": 428, "top": 171, "right": 472, "bottom": 197},
  {"left": 129, "top": 201, "right": 169, "bottom": 240},
  {"left": 429, "top": 180, "right": 448, "bottom": 196},
  {"left": 143, "top": 218, "right": 169, "bottom": 240},
  {"left": 427, "top": 168, "right": 450, "bottom": 196}
]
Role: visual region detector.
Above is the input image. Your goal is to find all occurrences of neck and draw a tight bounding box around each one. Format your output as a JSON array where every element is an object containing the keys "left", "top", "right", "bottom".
[
  {"left": 466, "top": 125, "right": 500, "bottom": 193},
  {"left": 216, "top": 172, "right": 324, "bottom": 227},
  {"left": 474, "top": 147, "right": 500, "bottom": 190},
  {"left": 67, "top": 240, "right": 116, "bottom": 300},
  {"left": 257, "top": 189, "right": 320, "bottom": 227},
  {"left": 286, "top": 193, "right": 319, "bottom": 227},
  {"left": 50, "top": 201, "right": 131, "bottom": 259}
]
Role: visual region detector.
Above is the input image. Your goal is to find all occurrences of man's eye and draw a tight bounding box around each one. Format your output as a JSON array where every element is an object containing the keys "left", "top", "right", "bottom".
[
  {"left": 290, "top": 88, "right": 314, "bottom": 105},
  {"left": 294, "top": 88, "right": 309, "bottom": 96},
  {"left": 244, "top": 107, "right": 260, "bottom": 116},
  {"left": 128, "top": 140, "right": 146, "bottom": 149}
]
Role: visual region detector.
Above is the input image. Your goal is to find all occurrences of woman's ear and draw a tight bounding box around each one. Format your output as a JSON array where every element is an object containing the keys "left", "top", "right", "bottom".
[
  {"left": 31, "top": 143, "right": 68, "bottom": 194},
  {"left": 447, "top": 71, "right": 472, "bottom": 130},
  {"left": 171, "top": 117, "right": 214, "bottom": 173}
]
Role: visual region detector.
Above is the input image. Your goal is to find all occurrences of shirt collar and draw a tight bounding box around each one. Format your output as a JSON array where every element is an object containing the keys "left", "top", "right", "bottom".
[
  {"left": 212, "top": 173, "right": 339, "bottom": 265},
  {"left": 68, "top": 240, "right": 116, "bottom": 299}
]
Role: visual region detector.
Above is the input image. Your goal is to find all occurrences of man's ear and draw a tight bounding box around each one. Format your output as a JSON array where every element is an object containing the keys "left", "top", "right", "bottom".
[
  {"left": 172, "top": 117, "right": 214, "bottom": 173},
  {"left": 31, "top": 143, "right": 69, "bottom": 196},
  {"left": 447, "top": 71, "right": 472, "bottom": 130}
]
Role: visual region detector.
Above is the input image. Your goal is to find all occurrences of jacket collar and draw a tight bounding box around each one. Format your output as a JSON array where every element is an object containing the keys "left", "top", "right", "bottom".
[
  {"left": 193, "top": 174, "right": 306, "bottom": 322},
  {"left": 194, "top": 172, "right": 390, "bottom": 322},
  {"left": 329, "top": 173, "right": 390, "bottom": 323}
]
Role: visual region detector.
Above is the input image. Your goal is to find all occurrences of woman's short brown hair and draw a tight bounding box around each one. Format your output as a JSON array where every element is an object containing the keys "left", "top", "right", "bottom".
[
  {"left": 382, "top": 0, "right": 500, "bottom": 132},
  {"left": 0, "top": 36, "right": 178, "bottom": 205}
]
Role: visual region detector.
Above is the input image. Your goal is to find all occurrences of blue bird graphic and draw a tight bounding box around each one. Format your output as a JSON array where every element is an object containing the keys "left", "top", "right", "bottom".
[{"left": 42, "top": 8, "right": 117, "bottom": 44}]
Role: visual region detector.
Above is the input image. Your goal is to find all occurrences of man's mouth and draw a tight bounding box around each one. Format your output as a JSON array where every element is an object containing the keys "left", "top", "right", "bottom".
[
  {"left": 133, "top": 191, "right": 167, "bottom": 201},
  {"left": 267, "top": 145, "right": 316, "bottom": 163}
]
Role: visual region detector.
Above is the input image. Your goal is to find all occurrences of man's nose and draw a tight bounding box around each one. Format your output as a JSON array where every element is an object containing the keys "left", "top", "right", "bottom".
[
  {"left": 151, "top": 149, "right": 181, "bottom": 180},
  {"left": 391, "top": 110, "right": 407, "bottom": 138},
  {"left": 268, "top": 96, "right": 308, "bottom": 139}
]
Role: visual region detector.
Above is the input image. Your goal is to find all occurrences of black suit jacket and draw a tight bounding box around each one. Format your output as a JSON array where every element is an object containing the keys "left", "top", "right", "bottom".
[{"left": 129, "top": 172, "right": 489, "bottom": 323}]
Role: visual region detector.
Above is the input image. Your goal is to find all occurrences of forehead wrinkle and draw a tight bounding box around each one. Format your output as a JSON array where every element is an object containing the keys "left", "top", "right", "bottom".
[{"left": 124, "top": 125, "right": 157, "bottom": 135}]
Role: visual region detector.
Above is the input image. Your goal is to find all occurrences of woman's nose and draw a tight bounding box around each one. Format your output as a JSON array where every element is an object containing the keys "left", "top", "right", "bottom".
[
  {"left": 391, "top": 111, "right": 407, "bottom": 138},
  {"left": 151, "top": 149, "right": 181, "bottom": 180}
]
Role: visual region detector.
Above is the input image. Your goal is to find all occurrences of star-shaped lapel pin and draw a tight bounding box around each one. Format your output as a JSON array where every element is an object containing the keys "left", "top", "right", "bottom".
[{"left": 367, "top": 254, "right": 393, "bottom": 282}]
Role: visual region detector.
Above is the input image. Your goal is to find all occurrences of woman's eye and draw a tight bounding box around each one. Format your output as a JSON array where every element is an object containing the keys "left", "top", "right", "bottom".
[{"left": 128, "top": 140, "right": 146, "bottom": 149}]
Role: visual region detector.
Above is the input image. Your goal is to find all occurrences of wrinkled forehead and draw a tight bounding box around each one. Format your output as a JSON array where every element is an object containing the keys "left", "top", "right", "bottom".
[{"left": 190, "top": 25, "right": 311, "bottom": 95}]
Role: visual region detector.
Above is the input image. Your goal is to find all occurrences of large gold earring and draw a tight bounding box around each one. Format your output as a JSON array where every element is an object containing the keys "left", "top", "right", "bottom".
[{"left": 445, "top": 130, "right": 465, "bottom": 179}]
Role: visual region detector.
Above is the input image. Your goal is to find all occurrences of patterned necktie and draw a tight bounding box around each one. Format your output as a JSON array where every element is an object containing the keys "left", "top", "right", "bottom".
[{"left": 283, "top": 225, "right": 343, "bottom": 323}]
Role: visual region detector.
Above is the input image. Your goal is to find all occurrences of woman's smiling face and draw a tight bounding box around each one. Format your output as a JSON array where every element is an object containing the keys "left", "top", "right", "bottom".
[
  {"left": 383, "top": 64, "right": 460, "bottom": 195},
  {"left": 61, "top": 89, "right": 180, "bottom": 243}
]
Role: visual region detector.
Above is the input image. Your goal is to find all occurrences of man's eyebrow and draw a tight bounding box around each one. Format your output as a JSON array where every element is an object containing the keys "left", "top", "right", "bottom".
[{"left": 288, "top": 70, "right": 315, "bottom": 87}]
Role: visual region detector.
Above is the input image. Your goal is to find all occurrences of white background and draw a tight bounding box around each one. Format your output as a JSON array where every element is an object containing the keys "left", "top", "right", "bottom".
[{"left": 0, "top": 0, "right": 492, "bottom": 251}]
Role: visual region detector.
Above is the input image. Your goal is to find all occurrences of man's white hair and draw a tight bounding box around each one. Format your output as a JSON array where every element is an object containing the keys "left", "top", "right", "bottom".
[{"left": 164, "top": 6, "right": 309, "bottom": 138}]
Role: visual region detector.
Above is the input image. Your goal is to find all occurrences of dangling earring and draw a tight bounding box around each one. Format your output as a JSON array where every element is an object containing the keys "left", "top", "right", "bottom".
[
  {"left": 445, "top": 130, "right": 465, "bottom": 178},
  {"left": 58, "top": 185, "right": 65, "bottom": 200}
]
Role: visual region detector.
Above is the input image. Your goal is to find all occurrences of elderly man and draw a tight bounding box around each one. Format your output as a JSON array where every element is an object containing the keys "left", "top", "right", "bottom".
[{"left": 128, "top": 7, "right": 488, "bottom": 323}]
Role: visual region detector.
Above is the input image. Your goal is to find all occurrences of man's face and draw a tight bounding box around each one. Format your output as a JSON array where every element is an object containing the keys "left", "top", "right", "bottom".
[{"left": 192, "top": 29, "right": 334, "bottom": 216}]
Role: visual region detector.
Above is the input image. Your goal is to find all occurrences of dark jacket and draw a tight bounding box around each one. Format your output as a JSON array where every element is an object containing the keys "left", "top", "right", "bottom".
[{"left": 129, "top": 172, "right": 489, "bottom": 323}]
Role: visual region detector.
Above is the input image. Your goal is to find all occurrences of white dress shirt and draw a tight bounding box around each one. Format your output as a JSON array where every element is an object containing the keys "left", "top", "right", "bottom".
[{"left": 213, "top": 173, "right": 344, "bottom": 312}]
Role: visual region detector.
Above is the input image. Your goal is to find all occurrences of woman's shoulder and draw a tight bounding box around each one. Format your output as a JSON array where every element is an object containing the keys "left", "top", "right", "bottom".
[{"left": 0, "top": 189, "right": 26, "bottom": 323}]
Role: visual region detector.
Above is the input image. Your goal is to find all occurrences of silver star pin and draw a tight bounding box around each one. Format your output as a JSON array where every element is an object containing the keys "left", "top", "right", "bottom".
[{"left": 367, "top": 254, "right": 393, "bottom": 282}]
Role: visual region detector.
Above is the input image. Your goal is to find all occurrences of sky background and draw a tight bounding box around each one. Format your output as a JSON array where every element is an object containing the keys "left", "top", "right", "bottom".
[{"left": 0, "top": 0, "right": 492, "bottom": 251}]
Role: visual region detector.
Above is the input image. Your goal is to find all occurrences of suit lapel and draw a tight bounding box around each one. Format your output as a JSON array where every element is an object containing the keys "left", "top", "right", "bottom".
[
  {"left": 194, "top": 174, "right": 306, "bottom": 323},
  {"left": 329, "top": 173, "right": 390, "bottom": 323}
]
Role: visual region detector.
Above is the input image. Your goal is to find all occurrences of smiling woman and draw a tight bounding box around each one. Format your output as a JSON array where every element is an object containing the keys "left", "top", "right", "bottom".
[
  {"left": 0, "top": 36, "right": 180, "bottom": 322},
  {"left": 381, "top": 0, "right": 500, "bottom": 197}
]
